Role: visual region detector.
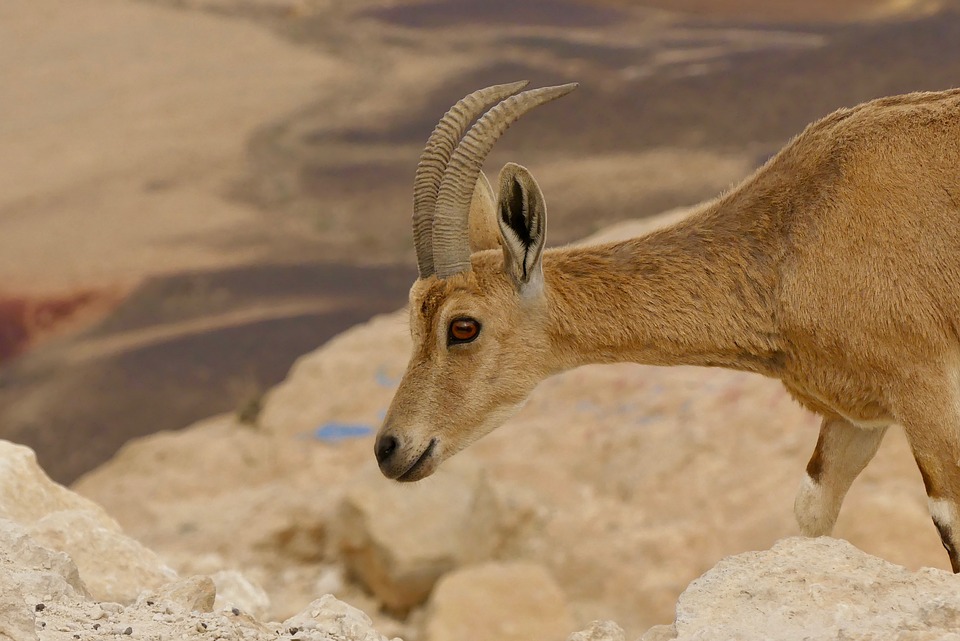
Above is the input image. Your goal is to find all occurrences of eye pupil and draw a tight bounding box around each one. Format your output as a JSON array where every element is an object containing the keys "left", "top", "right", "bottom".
[{"left": 450, "top": 319, "right": 479, "bottom": 343}]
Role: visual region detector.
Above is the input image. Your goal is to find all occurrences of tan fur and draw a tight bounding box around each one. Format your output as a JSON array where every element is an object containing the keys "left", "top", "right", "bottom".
[{"left": 377, "top": 87, "right": 960, "bottom": 570}]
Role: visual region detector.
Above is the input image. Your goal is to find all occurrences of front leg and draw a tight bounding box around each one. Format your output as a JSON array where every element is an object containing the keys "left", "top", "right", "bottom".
[{"left": 794, "top": 416, "right": 888, "bottom": 536}]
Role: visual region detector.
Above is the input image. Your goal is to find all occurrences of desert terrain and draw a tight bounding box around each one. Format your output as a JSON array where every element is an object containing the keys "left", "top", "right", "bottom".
[
  {"left": 3, "top": 0, "right": 960, "bottom": 638},
  {"left": 5, "top": 0, "right": 960, "bottom": 480}
]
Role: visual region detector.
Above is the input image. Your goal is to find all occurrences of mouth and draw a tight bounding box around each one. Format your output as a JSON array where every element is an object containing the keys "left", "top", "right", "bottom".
[{"left": 396, "top": 438, "right": 437, "bottom": 482}]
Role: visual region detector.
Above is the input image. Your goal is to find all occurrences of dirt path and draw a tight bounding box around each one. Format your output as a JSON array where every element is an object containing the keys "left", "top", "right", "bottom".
[{"left": 51, "top": 299, "right": 338, "bottom": 366}]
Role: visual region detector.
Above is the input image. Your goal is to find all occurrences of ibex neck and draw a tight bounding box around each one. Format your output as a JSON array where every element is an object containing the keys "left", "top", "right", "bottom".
[{"left": 542, "top": 210, "right": 784, "bottom": 377}]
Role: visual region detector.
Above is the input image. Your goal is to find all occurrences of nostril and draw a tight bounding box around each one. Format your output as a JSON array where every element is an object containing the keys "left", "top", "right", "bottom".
[{"left": 375, "top": 434, "right": 399, "bottom": 465}]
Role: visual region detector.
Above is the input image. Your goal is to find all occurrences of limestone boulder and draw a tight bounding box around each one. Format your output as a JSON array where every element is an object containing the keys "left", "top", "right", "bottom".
[
  {"left": 75, "top": 418, "right": 373, "bottom": 623},
  {"left": 0, "top": 584, "right": 36, "bottom": 641},
  {"left": 0, "top": 440, "right": 112, "bottom": 525},
  {"left": 646, "top": 537, "right": 960, "bottom": 641},
  {"left": 282, "top": 594, "right": 401, "bottom": 641},
  {"left": 0, "top": 517, "right": 83, "bottom": 641},
  {"left": 566, "top": 621, "right": 626, "bottom": 641},
  {"left": 0, "top": 439, "right": 177, "bottom": 604},
  {"left": 258, "top": 313, "right": 410, "bottom": 438},
  {"left": 72, "top": 416, "right": 348, "bottom": 584},
  {"left": 0, "top": 440, "right": 398, "bottom": 640},
  {"left": 424, "top": 562, "right": 575, "bottom": 641},
  {"left": 29, "top": 509, "right": 176, "bottom": 603},
  {"left": 335, "top": 455, "right": 502, "bottom": 612},
  {"left": 140, "top": 575, "right": 217, "bottom": 613},
  {"left": 0, "top": 518, "right": 88, "bottom": 601},
  {"left": 211, "top": 570, "right": 272, "bottom": 619}
]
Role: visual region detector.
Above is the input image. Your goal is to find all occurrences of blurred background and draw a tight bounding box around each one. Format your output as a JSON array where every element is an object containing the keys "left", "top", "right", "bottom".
[{"left": 3, "top": 0, "right": 960, "bottom": 636}]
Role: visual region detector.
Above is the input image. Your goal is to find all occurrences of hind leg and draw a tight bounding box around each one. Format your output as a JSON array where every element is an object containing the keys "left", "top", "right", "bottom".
[
  {"left": 794, "top": 416, "right": 888, "bottom": 536},
  {"left": 894, "top": 377, "right": 960, "bottom": 572},
  {"left": 904, "top": 435, "right": 960, "bottom": 572}
]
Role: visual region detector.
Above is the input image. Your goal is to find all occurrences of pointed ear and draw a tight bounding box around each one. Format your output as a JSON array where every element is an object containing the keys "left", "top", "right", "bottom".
[
  {"left": 496, "top": 162, "right": 547, "bottom": 296},
  {"left": 468, "top": 171, "right": 501, "bottom": 252}
]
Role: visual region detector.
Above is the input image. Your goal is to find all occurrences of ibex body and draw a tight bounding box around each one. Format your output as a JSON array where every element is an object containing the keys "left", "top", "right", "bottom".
[{"left": 374, "top": 82, "right": 960, "bottom": 571}]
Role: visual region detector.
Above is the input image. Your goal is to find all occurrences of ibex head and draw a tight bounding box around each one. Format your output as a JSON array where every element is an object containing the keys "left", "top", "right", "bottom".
[{"left": 374, "top": 82, "right": 578, "bottom": 481}]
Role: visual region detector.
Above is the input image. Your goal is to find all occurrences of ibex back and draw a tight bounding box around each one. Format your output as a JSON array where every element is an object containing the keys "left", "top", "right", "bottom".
[{"left": 373, "top": 81, "right": 960, "bottom": 572}]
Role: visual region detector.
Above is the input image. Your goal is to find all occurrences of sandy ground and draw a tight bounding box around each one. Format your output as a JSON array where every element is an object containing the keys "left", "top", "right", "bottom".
[
  {"left": 5, "top": 0, "right": 960, "bottom": 481},
  {"left": 0, "top": 0, "right": 338, "bottom": 292}
]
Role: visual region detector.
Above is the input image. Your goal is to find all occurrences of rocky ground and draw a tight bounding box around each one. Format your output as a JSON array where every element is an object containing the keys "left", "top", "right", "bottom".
[
  {"left": 0, "top": 437, "right": 400, "bottom": 641},
  {"left": 63, "top": 211, "right": 953, "bottom": 640},
  {"left": 9, "top": 424, "right": 960, "bottom": 640}
]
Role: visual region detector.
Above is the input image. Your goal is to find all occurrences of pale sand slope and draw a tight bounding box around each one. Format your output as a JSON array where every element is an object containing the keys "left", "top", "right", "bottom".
[{"left": 0, "top": 0, "right": 338, "bottom": 293}]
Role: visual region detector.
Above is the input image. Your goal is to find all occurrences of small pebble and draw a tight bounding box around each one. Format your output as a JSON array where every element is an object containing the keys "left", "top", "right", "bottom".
[
  {"left": 35, "top": 603, "right": 45, "bottom": 612},
  {"left": 124, "top": 626, "right": 133, "bottom": 635},
  {"left": 232, "top": 607, "right": 240, "bottom": 616}
]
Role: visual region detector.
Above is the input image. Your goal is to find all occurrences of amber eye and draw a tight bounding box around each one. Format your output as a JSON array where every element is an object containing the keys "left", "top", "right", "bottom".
[{"left": 448, "top": 318, "right": 481, "bottom": 345}]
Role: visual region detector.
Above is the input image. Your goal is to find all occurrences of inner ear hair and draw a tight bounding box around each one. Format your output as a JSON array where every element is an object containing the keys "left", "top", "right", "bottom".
[
  {"left": 501, "top": 177, "right": 533, "bottom": 248},
  {"left": 496, "top": 162, "right": 547, "bottom": 290}
]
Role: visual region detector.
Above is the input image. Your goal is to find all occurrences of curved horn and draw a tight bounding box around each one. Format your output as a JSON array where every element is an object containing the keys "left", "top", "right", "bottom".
[
  {"left": 413, "top": 81, "right": 530, "bottom": 278},
  {"left": 432, "top": 83, "right": 579, "bottom": 279}
]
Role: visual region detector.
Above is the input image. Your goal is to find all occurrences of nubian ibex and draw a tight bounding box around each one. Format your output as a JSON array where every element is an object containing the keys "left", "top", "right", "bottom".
[{"left": 374, "top": 81, "right": 960, "bottom": 572}]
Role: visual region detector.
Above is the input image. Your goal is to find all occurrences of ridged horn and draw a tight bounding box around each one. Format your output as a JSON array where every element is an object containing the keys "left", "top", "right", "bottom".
[
  {"left": 432, "top": 83, "right": 578, "bottom": 279},
  {"left": 413, "top": 81, "right": 530, "bottom": 278}
]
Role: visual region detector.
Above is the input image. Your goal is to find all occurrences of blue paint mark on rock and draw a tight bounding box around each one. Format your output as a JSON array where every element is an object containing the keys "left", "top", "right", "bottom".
[{"left": 313, "top": 423, "right": 374, "bottom": 442}]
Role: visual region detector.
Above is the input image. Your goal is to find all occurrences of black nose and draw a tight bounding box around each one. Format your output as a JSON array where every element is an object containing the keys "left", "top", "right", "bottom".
[{"left": 375, "top": 434, "right": 399, "bottom": 466}]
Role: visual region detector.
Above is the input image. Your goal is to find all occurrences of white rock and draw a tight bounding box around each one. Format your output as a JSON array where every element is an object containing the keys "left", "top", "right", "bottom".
[
  {"left": 282, "top": 594, "right": 399, "bottom": 641},
  {"left": 29, "top": 509, "right": 176, "bottom": 603},
  {"left": 425, "top": 562, "right": 575, "bottom": 641},
  {"left": 259, "top": 313, "right": 410, "bottom": 438},
  {"left": 638, "top": 625, "right": 676, "bottom": 641},
  {"left": 0, "top": 580, "right": 37, "bottom": 641},
  {"left": 567, "top": 620, "right": 626, "bottom": 641},
  {"left": 0, "top": 441, "right": 115, "bottom": 526},
  {"left": 211, "top": 570, "right": 271, "bottom": 620},
  {"left": 657, "top": 537, "right": 960, "bottom": 641},
  {"left": 0, "top": 518, "right": 88, "bottom": 600},
  {"left": 335, "top": 456, "right": 502, "bottom": 612},
  {"left": 142, "top": 575, "right": 216, "bottom": 613}
]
